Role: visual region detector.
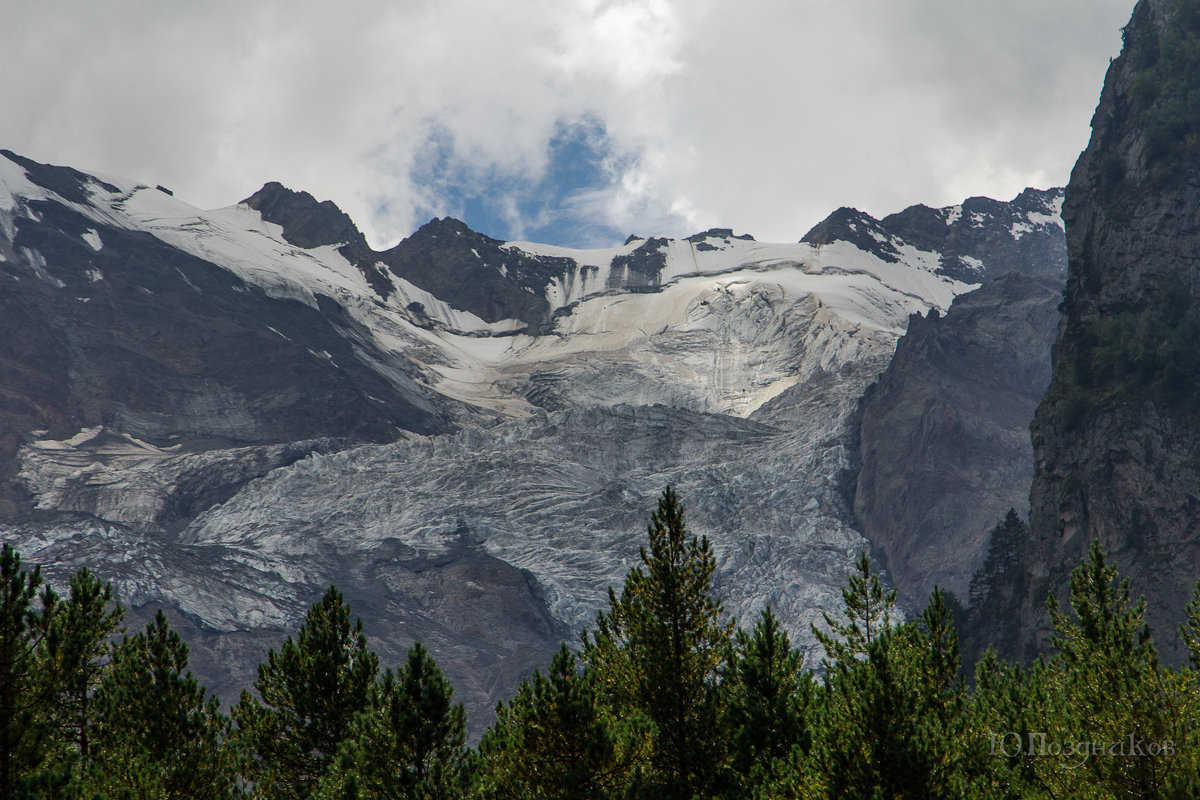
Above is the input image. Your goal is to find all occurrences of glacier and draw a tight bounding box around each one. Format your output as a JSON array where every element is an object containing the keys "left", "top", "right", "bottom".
[{"left": 0, "top": 150, "right": 1065, "bottom": 728}]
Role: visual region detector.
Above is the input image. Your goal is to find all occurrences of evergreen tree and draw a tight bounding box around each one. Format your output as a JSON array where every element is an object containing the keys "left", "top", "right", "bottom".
[
  {"left": 235, "top": 586, "right": 379, "bottom": 800},
  {"left": 961, "top": 510, "right": 1031, "bottom": 669},
  {"left": 816, "top": 624, "right": 913, "bottom": 799},
  {"left": 40, "top": 567, "right": 124, "bottom": 769},
  {"left": 909, "top": 588, "right": 967, "bottom": 795},
  {"left": 812, "top": 588, "right": 965, "bottom": 800},
  {"left": 964, "top": 649, "right": 1040, "bottom": 800},
  {"left": 474, "top": 644, "right": 648, "bottom": 800},
  {"left": 720, "top": 608, "right": 813, "bottom": 796},
  {"left": 1040, "top": 540, "right": 1182, "bottom": 797},
  {"left": 0, "top": 545, "right": 58, "bottom": 799},
  {"left": 583, "top": 486, "right": 732, "bottom": 799},
  {"left": 967, "top": 510, "right": 1026, "bottom": 607},
  {"left": 812, "top": 550, "right": 896, "bottom": 666},
  {"left": 1181, "top": 578, "right": 1200, "bottom": 669},
  {"left": 346, "top": 642, "right": 468, "bottom": 800},
  {"left": 84, "top": 609, "right": 237, "bottom": 799}
]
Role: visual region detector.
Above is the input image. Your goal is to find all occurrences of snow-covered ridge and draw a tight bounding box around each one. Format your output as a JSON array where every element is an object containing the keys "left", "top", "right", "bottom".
[
  {"left": 509, "top": 229, "right": 963, "bottom": 316},
  {"left": 0, "top": 153, "right": 994, "bottom": 421}
]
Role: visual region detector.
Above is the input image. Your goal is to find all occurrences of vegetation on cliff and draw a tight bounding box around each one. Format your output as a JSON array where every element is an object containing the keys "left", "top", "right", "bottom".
[
  {"left": 1125, "top": 0, "right": 1200, "bottom": 187},
  {"left": 1055, "top": 272, "right": 1200, "bottom": 429},
  {"left": 1046, "top": 0, "right": 1200, "bottom": 432}
]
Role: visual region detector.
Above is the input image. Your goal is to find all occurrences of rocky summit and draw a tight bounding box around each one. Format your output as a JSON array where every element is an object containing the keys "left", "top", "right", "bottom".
[{"left": 0, "top": 148, "right": 1065, "bottom": 730}]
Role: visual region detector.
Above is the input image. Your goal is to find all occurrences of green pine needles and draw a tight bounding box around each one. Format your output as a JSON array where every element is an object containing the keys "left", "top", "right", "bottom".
[
  {"left": 582, "top": 485, "right": 733, "bottom": 799},
  {"left": 5, "top": 489, "right": 1200, "bottom": 798},
  {"left": 234, "top": 586, "right": 381, "bottom": 799}
]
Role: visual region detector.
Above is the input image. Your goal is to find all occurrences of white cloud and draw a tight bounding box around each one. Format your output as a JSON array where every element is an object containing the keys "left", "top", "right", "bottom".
[{"left": 0, "top": 0, "right": 1132, "bottom": 247}]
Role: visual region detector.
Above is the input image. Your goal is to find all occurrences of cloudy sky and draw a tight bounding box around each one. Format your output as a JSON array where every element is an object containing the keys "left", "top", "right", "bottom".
[{"left": 3, "top": 1, "right": 1133, "bottom": 249}]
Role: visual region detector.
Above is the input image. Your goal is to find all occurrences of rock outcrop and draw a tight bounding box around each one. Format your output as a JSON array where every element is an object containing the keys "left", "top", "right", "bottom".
[{"left": 1026, "top": 0, "right": 1200, "bottom": 662}]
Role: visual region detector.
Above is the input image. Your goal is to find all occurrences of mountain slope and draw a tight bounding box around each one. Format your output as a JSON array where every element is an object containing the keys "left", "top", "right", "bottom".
[{"left": 0, "top": 148, "right": 1066, "bottom": 727}]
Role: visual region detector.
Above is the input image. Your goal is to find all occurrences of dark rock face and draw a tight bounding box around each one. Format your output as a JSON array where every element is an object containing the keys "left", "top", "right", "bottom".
[
  {"left": 887, "top": 190, "right": 1067, "bottom": 281},
  {"left": 1026, "top": 0, "right": 1200, "bottom": 662},
  {"left": 803, "top": 207, "right": 905, "bottom": 263},
  {"left": 243, "top": 184, "right": 586, "bottom": 327},
  {"left": 2, "top": 206, "right": 446, "bottom": 444},
  {"left": 803, "top": 189, "right": 1067, "bottom": 282},
  {"left": 379, "top": 218, "right": 575, "bottom": 330},
  {"left": 0, "top": 149, "right": 120, "bottom": 203},
  {"left": 686, "top": 227, "right": 754, "bottom": 242},
  {"left": 203, "top": 543, "right": 568, "bottom": 727},
  {"left": 243, "top": 181, "right": 369, "bottom": 252},
  {"left": 607, "top": 237, "right": 668, "bottom": 290},
  {"left": 854, "top": 273, "right": 1062, "bottom": 607},
  {"left": 242, "top": 181, "right": 394, "bottom": 298},
  {"left": 687, "top": 228, "right": 755, "bottom": 251}
]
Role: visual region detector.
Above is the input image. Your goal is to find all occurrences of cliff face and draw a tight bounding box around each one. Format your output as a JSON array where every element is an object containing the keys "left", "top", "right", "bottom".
[
  {"left": 856, "top": 272, "right": 1062, "bottom": 607},
  {"left": 1026, "top": 0, "right": 1200, "bottom": 660}
]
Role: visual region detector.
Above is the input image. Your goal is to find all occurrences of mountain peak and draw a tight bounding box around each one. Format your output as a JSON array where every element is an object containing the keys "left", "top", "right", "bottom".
[
  {"left": 410, "top": 216, "right": 493, "bottom": 241},
  {"left": 380, "top": 217, "right": 558, "bottom": 329},
  {"left": 800, "top": 206, "right": 876, "bottom": 243},
  {"left": 801, "top": 206, "right": 901, "bottom": 262},
  {"left": 1, "top": 149, "right": 121, "bottom": 205},
  {"left": 685, "top": 227, "right": 755, "bottom": 243},
  {"left": 242, "top": 181, "right": 368, "bottom": 252}
]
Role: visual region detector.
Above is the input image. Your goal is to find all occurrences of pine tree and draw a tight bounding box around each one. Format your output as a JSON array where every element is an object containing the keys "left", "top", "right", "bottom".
[
  {"left": 812, "top": 550, "right": 896, "bottom": 667},
  {"left": 583, "top": 486, "right": 732, "bottom": 799},
  {"left": 812, "top": 586, "right": 966, "bottom": 799},
  {"left": 721, "top": 608, "right": 813, "bottom": 795},
  {"left": 347, "top": 641, "right": 467, "bottom": 800},
  {"left": 1181, "top": 578, "right": 1200, "bottom": 669},
  {"left": 815, "top": 624, "right": 912, "bottom": 799},
  {"left": 85, "top": 609, "right": 237, "bottom": 800},
  {"left": 0, "top": 545, "right": 58, "bottom": 799},
  {"left": 1043, "top": 540, "right": 1181, "bottom": 797},
  {"left": 235, "top": 586, "right": 379, "bottom": 800},
  {"left": 916, "top": 589, "right": 961, "bottom": 707},
  {"left": 909, "top": 588, "right": 966, "bottom": 795},
  {"left": 967, "top": 509, "right": 1027, "bottom": 610},
  {"left": 961, "top": 510, "right": 1031, "bottom": 669},
  {"left": 474, "top": 644, "right": 648, "bottom": 800},
  {"left": 40, "top": 566, "right": 124, "bottom": 769},
  {"left": 965, "top": 649, "right": 1037, "bottom": 800}
]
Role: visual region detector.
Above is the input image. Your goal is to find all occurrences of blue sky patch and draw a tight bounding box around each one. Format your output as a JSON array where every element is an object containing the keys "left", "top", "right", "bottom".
[{"left": 411, "top": 119, "right": 627, "bottom": 248}]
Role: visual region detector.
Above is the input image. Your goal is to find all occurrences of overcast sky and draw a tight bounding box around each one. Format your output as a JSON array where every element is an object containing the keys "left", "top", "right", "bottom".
[{"left": 2, "top": 1, "right": 1134, "bottom": 248}]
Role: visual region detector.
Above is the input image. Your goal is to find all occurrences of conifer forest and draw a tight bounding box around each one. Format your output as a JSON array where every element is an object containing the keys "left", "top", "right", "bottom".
[{"left": 4, "top": 488, "right": 1200, "bottom": 799}]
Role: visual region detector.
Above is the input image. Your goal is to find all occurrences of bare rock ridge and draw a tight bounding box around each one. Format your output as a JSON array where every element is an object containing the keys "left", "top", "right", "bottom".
[
  {"left": 377, "top": 217, "right": 572, "bottom": 329},
  {"left": 245, "top": 182, "right": 577, "bottom": 330},
  {"left": 242, "top": 181, "right": 395, "bottom": 299},
  {"left": 802, "top": 187, "right": 1067, "bottom": 282},
  {"left": 244, "top": 181, "right": 371, "bottom": 252},
  {"left": 1025, "top": 0, "right": 1200, "bottom": 662},
  {"left": 0, "top": 146, "right": 1068, "bottom": 732}
]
